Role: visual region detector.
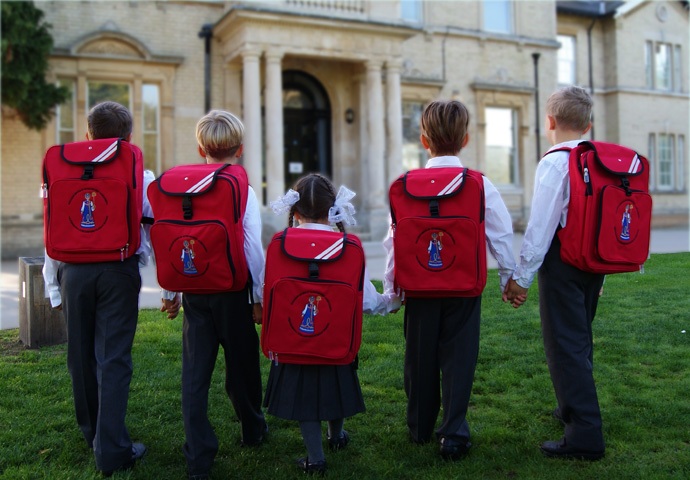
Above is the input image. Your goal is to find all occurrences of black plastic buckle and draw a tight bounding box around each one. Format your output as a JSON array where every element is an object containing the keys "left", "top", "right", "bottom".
[
  {"left": 429, "top": 200, "right": 440, "bottom": 217},
  {"left": 621, "top": 177, "right": 632, "bottom": 196},
  {"left": 308, "top": 262, "right": 319, "bottom": 279},
  {"left": 182, "top": 196, "right": 193, "bottom": 220},
  {"left": 81, "top": 165, "right": 95, "bottom": 180}
]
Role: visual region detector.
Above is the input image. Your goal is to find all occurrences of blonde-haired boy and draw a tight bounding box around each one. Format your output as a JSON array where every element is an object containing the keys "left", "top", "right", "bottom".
[
  {"left": 504, "top": 85, "right": 606, "bottom": 460},
  {"left": 178, "top": 109, "right": 267, "bottom": 480}
]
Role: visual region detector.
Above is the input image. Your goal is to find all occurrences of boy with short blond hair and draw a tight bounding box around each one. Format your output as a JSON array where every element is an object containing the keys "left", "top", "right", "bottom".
[
  {"left": 504, "top": 85, "right": 606, "bottom": 460},
  {"left": 175, "top": 109, "right": 267, "bottom": 480}
]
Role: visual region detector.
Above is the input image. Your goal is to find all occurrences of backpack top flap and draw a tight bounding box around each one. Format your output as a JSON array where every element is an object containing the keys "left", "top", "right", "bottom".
[
  {"left": 281, "top": 228, "right": 348, "bottom": 263},
  {"left": 60, "top": 138, "right": 121, "bottom": 165},
  {"left": 581, "top": 141, "right": 645, "bottom": 177},
  {"left": 403, "top": 167, "right": 468, "bottom": 200},
  {"left": 156, "top": 163, "right": 231, "bottom": 196}
]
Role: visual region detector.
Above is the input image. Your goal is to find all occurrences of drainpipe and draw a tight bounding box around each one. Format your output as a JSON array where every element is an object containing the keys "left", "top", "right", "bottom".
[
  {"left": 587, "top": 18, "right": 596, "bottom": 139},
  {"left": 198, "top": 24, "right": 213, "bottom": 113},
  {"left": 532, "top": 52, "right": 541, "bottom": 160}
]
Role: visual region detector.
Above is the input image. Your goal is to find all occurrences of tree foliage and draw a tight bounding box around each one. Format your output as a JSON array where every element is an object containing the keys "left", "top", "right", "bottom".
[{"left": 1, "top": 1, "right": 69, "bottom": 131}]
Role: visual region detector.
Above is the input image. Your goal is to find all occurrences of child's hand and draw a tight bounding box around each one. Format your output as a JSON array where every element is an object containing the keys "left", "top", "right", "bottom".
[
  {"left": 161, "top": 294, "right": 181, "bottom": 319},
  {"left": 252, "top": 303, "right": 263, "bottom": 325},
  {"left": 503, "top": 279, "right": 528, "bottom": 308}
]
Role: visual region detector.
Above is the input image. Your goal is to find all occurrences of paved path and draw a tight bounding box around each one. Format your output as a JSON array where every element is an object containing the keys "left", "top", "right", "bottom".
[{"left": 2, "top": 227, "right": 688, "bottom": 330}]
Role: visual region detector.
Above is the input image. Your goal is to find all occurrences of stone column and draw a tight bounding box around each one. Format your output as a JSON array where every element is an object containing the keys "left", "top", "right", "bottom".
[
  {"left": 385, "top": 59, "right": 404, "bottom": 182},
  {"left": 365, "top": 60, "right": 386, "bottom": 209},
  {"left": 365, "top": 60, "right": 389, "bottom": 241},
  {"left": 264, "top": 50, "right": 285, "bottom": 204},
  {"left": 241, "top": 49, "right": 263, "bottom": 200}
]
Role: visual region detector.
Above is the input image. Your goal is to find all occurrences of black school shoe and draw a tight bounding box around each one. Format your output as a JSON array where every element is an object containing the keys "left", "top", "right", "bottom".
[
  {"left": 439, "top": 436, "right": 472, "bottom": 460},
  {"left": 540, "top": 438, "right": 604, "bottom": 461},
  {"left": 102, "top": 442, "right": 147, "bottom": 476},
  {"left": 241, "top": 423, "right": 269, "bottom": 447},
  {"left": 296, "top": 457, "right": 327, "bottom": 475},
  {"left": 327, "top": 430, "right": 350, "bottom": 451}
]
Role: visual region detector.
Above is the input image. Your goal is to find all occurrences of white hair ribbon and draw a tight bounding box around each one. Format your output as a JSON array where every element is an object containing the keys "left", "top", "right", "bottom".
[
  {"left": 328, "top": 185, "right": 357, "bottom": 226},
  {"left": 270, "top": 189, "right": 300, "bottom": 215}
]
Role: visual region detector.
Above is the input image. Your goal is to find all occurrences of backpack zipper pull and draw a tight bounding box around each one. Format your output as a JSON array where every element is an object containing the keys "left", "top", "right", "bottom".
[
  {"left": 120, "top": 244, "right": 129, "bottom": 261},
  {"left": 583, "top": 167, "right": 592, "bottom": 195}
]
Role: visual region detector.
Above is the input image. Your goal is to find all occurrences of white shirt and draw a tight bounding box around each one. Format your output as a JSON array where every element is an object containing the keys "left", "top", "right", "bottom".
[
  {"left": 512, "top": 140, "right": 582, "bottom": 289},
  {"left": 383, "top": 155, "right": 517, "bottom": 296},
  {"left": 43, "top": 170, "right": 174, "bottom": 307},
  {"left": 244, "top": 185, "right": 265, "bottom": 303},
  {"left": 289, "top": 223, "right": 401, "bottom": 315}
]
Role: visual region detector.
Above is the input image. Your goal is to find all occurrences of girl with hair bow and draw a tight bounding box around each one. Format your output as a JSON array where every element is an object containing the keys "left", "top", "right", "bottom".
[{"left": 264, "top": 173, "right": 400, "bottom": 474}]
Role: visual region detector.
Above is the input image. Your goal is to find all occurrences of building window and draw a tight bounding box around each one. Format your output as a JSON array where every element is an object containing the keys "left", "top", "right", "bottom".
[
  {"left": 649, "top": 133, "right": 685, "bottom": 192},
  {"left": 402, "top": 101, "right": 425, "bottom": 171},
  {"left": 483, "top": 0, "right": 513, "bottom": 34},
  {"left": 87, "top": 82, "right": 131, "bottom": 110},
  {"left": 646, "top": 41, "right": 681, "bottom": 91},
  {"left": 673, "top": 45, "right": 682, "bottom": 92},
  {"left": 655, "top": 43, "right": 672, "bottom": 91},
  {"left": 557, "top": 35, "right": 576, "bottom": 85},
  {"left": 56, "top": 78, "right": 76, "bottom": 144},
  {"left": 485, "top": 107, "right": 519, "bottom": 186},
  {"left": 400, "top": 0, "right": 422, "bottom": 22},
  {"left": 142, "top": 84, "right": 160, "bottom": 173}
]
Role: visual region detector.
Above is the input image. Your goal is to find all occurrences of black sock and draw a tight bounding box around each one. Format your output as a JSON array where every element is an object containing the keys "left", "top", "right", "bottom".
[{"left": 327, "top": 418, "right": 344, "bottom": 439}]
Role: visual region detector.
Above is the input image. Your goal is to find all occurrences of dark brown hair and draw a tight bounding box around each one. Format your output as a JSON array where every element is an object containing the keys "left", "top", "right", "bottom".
[
  {"left": 420, "top": 100, "right": 470, "bottom": 156},
  {"left": 87, "top": 101, "right": 133, "bottom": 140},
  {"left": 288, "top": 173, "right": 345, "bottom": 233}
]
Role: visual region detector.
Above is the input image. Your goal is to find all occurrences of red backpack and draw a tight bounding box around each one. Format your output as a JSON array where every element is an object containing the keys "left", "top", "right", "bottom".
[
  {"left": 555, "top": 141, "right": 652, "bottom": 274},
  {"left": 261, "top": 228, "right": 365, "bottom": 365},
  {"left": 147, "top": 163, "right": 249, "bottom": 294},
  {"left": 42, "top": 138, "right": 144, "bottom": 263},
  {"left": 389, "top": 167, "right": 487, "bottom": 298}
]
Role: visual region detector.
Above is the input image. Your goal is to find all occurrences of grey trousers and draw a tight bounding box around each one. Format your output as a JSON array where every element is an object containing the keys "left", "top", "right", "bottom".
[
  {"left": 59, "top": 256, "right": 141, "bottom": 472},
  {"left": 538, "top": 235, "right": 606, "bottom": 451}
]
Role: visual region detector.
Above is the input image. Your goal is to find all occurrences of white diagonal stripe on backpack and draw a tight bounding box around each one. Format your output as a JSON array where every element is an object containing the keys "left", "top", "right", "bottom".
[
  {"left": 315, "top": 238, "right": 344, "bottom": 260},
  {"left": 91, "top": 140, "right": 118, "bottom": 163},
  {"left": 186, "top": 172, "right": 215, "bottom": 193},
  {"left": 437, "top": 171, "right": 464, "bottom": 196},
  {"left": 628, "top": 154, "right": 641, "bottom": 174}
]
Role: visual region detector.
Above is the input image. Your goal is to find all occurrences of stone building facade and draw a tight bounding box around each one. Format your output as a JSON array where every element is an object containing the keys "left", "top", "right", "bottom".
[{"left": 1, "top": 0, "right": 688, "bottom": 258}]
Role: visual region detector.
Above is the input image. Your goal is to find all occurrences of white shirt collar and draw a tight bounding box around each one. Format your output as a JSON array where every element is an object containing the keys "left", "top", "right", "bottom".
[
  {"left": 425, "top": 156, "right": 464, "bottom": 168},
  {"left": 296, "top": 223, "right": 336, "bottom": 232}
]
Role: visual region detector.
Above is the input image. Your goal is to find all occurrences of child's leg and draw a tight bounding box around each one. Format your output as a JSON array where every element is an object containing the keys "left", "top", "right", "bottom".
[
  {"left": 327, "top": 418, "right": 344, "bottom": 439},
  {"left": 299, "top": 421, "right": 325, "bottom": 463}
]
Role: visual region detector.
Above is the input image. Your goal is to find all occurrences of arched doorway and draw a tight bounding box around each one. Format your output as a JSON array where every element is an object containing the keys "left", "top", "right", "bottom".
[{"left": 282, "top": 71, "right": 332, "bottom": 187}]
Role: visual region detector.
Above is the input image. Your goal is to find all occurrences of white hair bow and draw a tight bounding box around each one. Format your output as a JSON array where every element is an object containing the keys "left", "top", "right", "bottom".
[
  {"left": 328, "top": 185, "right": 357, "bottom": 226},
  {"left": 270, "top": 189, "right": 300, "bottom": 215}
]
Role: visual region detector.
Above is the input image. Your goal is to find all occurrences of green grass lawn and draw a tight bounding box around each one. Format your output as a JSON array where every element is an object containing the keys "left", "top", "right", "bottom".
[{"left": 1, "top": 253, "right": 689, "bottom": 479}]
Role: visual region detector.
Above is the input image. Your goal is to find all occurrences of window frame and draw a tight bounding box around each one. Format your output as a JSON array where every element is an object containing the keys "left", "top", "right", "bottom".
[
  {"left": 400, "top": 0, "right": 423, "bottom": 23},
  {"left": 142, "top": 83, "right": 161, "bottom": 173},
  {"left": 484, "top": 106, "right": 520, "bottom": 187},
  {"left": 56, "top": 78, "right": 76, "bottom": 144},
  {"left": 557, "top": 34, "right": 576, "bottom": 86},
  {"left": 483, "top": 0, "right": 514, "bottom": 35}
]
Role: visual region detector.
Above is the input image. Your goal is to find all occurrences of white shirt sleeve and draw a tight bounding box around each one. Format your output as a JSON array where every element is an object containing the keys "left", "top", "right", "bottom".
[
  {"left": 482, "top": 176, "right": 517, "bottom": 291},
  {"left": 244, "top": 186, "right": 265, "bottom": 303},
  {"left": 137, "top": 169, "right": 155, "bottom": 267},
  {"left": 42, "top": 250, "right": 62, "bottom": 308},
  {"left": 512, "top": 151, "right": 570, "bottom": 288},
  {"left": 382, "top": 219, "right": 399, "bottom": 298},
  {"left": 363, "top": 268, "right": 402, "bottom": 315}
]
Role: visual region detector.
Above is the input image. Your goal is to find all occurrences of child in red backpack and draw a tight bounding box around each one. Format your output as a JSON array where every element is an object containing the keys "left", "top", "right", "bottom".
[
  {"left": 42, "top": 101, "right": 179, "bottom": 475},
  {"left": 263, "top": 173, "right": 400, "bottom": 474},
  {"left": 383, "top": 99, "right": 517, "bottom": 459},
  {"left": 504, "top": 86, "right": 606, "bottom": 460},
  {"left": 169, "top": 110, "right": 268, "bottom": 480}
]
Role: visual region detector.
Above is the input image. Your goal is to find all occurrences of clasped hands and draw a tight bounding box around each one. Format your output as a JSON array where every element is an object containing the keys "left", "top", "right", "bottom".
[{"left": 502, "top": 278, "right": 528, "bottom": 309}]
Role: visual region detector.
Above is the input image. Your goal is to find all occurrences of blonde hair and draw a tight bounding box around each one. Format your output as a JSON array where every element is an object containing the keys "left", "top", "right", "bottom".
[
  {"left": 420, "top": 100, "right": 470, "bottom": 156},
  {"left": 546, "top": 86, "right": 593, "bottom": 133},
  {"left": 196, "top": 110, "right": 244, "bottom": 159}
]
